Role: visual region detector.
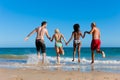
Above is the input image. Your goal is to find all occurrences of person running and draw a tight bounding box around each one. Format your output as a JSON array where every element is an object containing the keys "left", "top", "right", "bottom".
[
  {"left": 24, "top": 21, "right": 51, "bottom": 64},
  {"left": 51, "top": 29, "right": 67, "bottom": 64},
  {"left": 66, "top": 24, "right": 84, "bottom": 63},
  {"left": 84, "top": 22, "right": 105, "bottom": 64}
]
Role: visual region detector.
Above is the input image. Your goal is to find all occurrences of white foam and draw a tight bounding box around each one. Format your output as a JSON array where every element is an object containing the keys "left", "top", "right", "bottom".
[
  {"left": 26, "top": 54, "right": 120, "bottom": 65},
  {"left": 26, "top": 54, "right": 39, "bottom": 64},
  {"left": 0, "top": 54, "right": 120, "bottom": 73},
  {"left": 26, "top": 54, "right": 50, "bottom": 64},
  {"left": 95, "top": 60, "right": 120, "bottom": 64}
]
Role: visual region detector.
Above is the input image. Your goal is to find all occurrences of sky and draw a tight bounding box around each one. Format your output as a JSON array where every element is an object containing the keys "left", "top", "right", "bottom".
[{"left": 0, "top": 0, "right": 120, "bottom": 47}]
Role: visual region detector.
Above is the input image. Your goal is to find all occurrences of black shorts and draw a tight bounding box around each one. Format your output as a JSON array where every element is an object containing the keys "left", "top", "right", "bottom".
[{"left": 35, "top": 39, "right": 46, "bottom": 53}]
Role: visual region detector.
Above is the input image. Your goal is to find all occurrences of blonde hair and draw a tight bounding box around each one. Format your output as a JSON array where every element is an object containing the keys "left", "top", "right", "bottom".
[{"left": 55, "top": 29, "right": 60, "bottom": 33}]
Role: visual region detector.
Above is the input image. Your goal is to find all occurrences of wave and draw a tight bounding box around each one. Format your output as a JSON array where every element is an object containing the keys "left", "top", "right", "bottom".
[
  {"left": 0, "top": 54, "right": 120, "bottom": 65},
  {"left": 26, "top": 54, "right": 120, "bottom": 65},
  {"left": 0, "top": 54, "right": 27, "bottom": 59},
  {"left": 0, "top": 54, "right": 120, "bottom": 73}
]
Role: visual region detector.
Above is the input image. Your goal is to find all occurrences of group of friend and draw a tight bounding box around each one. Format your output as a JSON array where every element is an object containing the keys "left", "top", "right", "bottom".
[{"left": 25, "top": 21, "right": 105, "bottom": 64}]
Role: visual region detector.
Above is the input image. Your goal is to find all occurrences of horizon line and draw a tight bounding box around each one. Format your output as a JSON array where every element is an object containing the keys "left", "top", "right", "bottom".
[{"left": 0, "top": 47, "right": 120, "bottom": 48}]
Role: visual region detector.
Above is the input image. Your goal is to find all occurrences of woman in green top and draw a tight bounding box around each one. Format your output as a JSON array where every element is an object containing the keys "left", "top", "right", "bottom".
[{"left": 51, "top": 29, "right": 67, "bottom": 64}]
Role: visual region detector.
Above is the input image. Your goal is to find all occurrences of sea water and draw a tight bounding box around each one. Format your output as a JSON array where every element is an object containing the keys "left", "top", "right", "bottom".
[{"left": 0, "top": 47, "right": 120, "bottom": 73}]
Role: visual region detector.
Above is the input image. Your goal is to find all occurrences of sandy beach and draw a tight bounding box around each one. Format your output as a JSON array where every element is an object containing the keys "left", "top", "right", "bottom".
[{"left": 0, "top": 68, "right": 120, "bottom": 80}]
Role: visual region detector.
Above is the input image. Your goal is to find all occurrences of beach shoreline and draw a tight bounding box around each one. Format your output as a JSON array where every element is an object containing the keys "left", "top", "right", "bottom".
[
  {"left": 0, "top": 47, "right": 120, "bottom": 80},
  {"left": 0, "top": 68, "right": 120, "bottom": 80}
]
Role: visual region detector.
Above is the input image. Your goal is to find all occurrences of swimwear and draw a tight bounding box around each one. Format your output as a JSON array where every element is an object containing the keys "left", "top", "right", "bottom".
[
  {"left": 55, "top": 42, "right": 63, "bottom": 48},
  {"left": 35, "top": 39, "right": 46, "bottom": 53},
  {"left": 74, "top": 40, "right": 81, "bottom": 44},
  {"left": 91, "top": 39, "right": 101, "bottom": 50}
]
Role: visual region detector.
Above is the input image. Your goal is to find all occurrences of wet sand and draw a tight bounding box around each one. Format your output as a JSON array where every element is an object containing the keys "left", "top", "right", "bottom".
[{"left": 0, "top": 68, "right": 120, "bottom": 80}]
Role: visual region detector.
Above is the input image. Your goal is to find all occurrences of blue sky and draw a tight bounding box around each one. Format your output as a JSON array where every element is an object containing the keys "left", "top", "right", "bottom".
[{"left": 0, "top": 0, "right": 120, "bottom": 47}]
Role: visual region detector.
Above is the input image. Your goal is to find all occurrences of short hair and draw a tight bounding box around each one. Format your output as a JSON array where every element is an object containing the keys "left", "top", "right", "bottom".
[
  {"left": 73, "top": 24, "right": 80, "bottom": 32},
  {"left": 91, "top": 22, "right": 96, "bottom": 27},
  {"left": 41, "top": 21, "right": 47, "bottom": 26}
]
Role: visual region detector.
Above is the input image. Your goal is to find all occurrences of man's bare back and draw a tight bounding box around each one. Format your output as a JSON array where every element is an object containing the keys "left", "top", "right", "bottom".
[
  {"left": 84, "top": 22, "right": 105, "bottom": 64},
  {"left": 84, "top": 23, "right": 100, "bottom": 40},
  {"left": 24, "top": 21, "right": 51, "bottom": 64},
  {"left": 36, "top": 27, "right": 48, "bottom": 40},
  {"left": 91, "top": 27, "right": 100, "bottom": 39}
]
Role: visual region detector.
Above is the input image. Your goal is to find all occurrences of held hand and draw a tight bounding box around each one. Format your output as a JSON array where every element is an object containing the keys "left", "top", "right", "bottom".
[
  {"left": 50, "top": 38, "right": 53, "bottom": 42},
  {"left": 83, "top": 35, "right": 85, "bottom": 38},
  {"left": 24, "top": 37, "right": 29, "bottom": 41},
  {"left": 66, "top": 42, "right": 68, "bottom": 46},
  {"left": 83, "top": 33, "right": 86, "bottom": 38},
  {"left": 84, "top": 31, "right": 87, "bottom": 34},
  {"left": 48, "top": 37, "right": 52, "bottom": 41},
  {"left": 84, "top": 31, "right": 89, "bottom": 34},
  {"left": 65, "top": 43, "right": 67, "bottom": 46},
  {"left": 83, "top": 31, "right": 88, "bottom": 38},
  {"left": 50, "top": 40, "right": 53, "bottom": 42}
]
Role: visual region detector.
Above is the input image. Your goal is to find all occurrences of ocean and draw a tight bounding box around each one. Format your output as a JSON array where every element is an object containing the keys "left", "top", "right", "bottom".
[{"left": 0, "top": 47, "right": 120, "bottom": 73}]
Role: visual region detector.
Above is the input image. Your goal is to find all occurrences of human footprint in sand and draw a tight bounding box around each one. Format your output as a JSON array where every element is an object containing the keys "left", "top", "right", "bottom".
[
  {"left": 66, "top": 24, "right": 84, "bottom": 63},
  {"left": 24, "top": 21, "right": 51, "bottom": 64},
  {"left": 51, "top": 29, "right": 67, "bottom": 64},
  {"left": 84, "top": 22, "right": 105, "bottom": 64}
]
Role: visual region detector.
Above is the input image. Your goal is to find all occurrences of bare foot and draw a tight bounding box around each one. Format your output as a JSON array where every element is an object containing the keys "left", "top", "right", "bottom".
[
  {"left": 37, "top": 54, "right": 40, "bottom": 59},
  {"left": 101, "top": 51, "right": 106, "bottom": 58},
  {"left": 91, "top": 61, "right": 94, "bottom": 64},
  {"left": 42, "top": 61, "right": 44, "bottom": 64},
  {"left": 62, "top": 50, "right": 64, "bottom": 55},
  {"left": 61, "top": 52, "right": 64, "bottom": 55},
  {"left": 78, "top": 59, "right": 80, "bottom": 63},
  {"left": 72, "top": 59, "right": 74, "bottom": 62},
  {"left": 56, "top": 62, "right": 60, "bottom": 65}
]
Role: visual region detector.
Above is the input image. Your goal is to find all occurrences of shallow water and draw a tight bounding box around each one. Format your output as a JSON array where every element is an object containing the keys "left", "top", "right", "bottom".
[{"left": 0, "top": 47, "right": 120, "bottom": 73}]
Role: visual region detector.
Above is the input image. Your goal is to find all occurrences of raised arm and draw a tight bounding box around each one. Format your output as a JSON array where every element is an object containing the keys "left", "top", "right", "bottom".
[
  {"left": 24, "top": 28, "right": 37, "bottom": 41},
  {"left": 45, "top": 30, "right": 51, "bottom": 40},
  {"left": 66, "top": 32, "right": 74, "bottom": 45},
  {"left": 61, "top": 34, "right": 67, "bottom": 43}
]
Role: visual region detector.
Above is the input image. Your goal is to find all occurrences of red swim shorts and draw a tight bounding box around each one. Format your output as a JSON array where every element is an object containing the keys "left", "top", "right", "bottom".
[{"left": 91, "top": 39, "right": 101, "bottom": 50}]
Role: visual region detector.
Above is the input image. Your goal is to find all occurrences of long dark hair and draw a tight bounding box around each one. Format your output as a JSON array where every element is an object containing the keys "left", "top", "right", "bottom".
[{"left": 73, "top": 24, "right": 80, "bottom": 32}]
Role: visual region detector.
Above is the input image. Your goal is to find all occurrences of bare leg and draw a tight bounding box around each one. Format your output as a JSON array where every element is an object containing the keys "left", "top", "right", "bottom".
[
  {"left": 96, "top": 50, "right": 105, "bottom": 58},
  {"left": 57, "top": 53, "right": 60, "bottom": 64},
  {"left": 72, "top": 46, "right": 76, "bottom": 62},
  {"left": 42, "top": 53, "right": 46, "bottom": 64},
  {"left": 72, "top": 43, "right": 77, "bottom": 62},
  {"left": 55, "top": 47, "right": 60, "bottom": 64},
  {"left": 78, "top": 44, "right": 81, "bottom": 63},
  {"left": 91, "top": 50, "right": 94, "bottom": 64},
  {"left": 96, "top": 49, "right": 102, "bottom": 53},
  {"left": 37, "top": 51, "right": 40, "bottom": 59},
  {"left": 59, "top": 47, "right": 64, "bottom": 55},
  {"left": 72, "top": 52, "right": 76, "bottom": 61}
]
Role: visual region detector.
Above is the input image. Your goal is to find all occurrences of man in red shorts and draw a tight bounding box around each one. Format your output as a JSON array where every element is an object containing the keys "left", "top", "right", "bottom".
[{"left": 84, "top": 22, "right": 105, "bottom": 64}]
